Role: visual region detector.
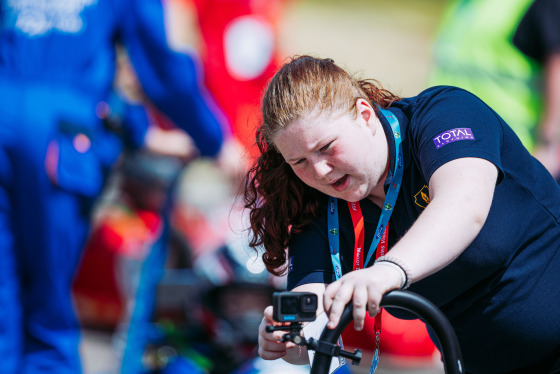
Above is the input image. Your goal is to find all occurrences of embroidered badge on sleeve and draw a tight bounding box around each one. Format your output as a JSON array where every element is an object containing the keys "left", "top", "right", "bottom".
[{"left": 433, "top": 128, "right": 475, "bottom": 149}]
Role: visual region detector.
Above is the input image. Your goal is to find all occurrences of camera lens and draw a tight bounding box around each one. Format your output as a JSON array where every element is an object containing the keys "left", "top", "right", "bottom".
[{"left": 300, "top": 294, "right": 318, "bottom": 313}]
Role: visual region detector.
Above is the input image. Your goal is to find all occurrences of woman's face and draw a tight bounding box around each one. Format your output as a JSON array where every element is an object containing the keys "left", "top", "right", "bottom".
[{"left": 272, "top": 99, "right": 389, "bottom": 203}]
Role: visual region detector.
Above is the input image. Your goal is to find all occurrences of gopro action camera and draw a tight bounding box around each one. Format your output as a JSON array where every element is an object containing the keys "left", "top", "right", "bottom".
[{"left": 272, "top": 291, "right": 318, "bottom": 322}]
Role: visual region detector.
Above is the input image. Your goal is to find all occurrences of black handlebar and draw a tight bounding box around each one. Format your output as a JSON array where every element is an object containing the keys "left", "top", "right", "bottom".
[{"left": 310, "top": 290, "right": 464, "bottom": 374}]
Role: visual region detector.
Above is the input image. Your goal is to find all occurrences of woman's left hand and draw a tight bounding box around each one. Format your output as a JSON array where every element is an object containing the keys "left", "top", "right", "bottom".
[{"left": 323, "top": 263, "right": 403, "bottom": 331}]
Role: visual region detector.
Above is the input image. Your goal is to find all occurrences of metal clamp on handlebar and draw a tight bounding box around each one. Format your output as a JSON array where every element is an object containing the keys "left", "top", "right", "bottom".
[
  {"left": 307, "top": 338, "right": 362, "bottom": 365},
  {"left": 265, "top": 323, "right": 363, "bottom": 366}
]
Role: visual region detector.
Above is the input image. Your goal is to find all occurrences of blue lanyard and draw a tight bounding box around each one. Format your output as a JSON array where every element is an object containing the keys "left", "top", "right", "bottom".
[
  {"left": 327, "top": 107, "right": 403, "bottom": 278},
  {"left": 327, "top": 107, "right": 403, "bottom": 374}
]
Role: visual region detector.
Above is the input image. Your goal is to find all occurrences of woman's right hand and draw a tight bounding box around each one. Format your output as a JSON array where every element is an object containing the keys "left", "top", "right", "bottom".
[
  {"left": 258, "top": 306, "right": 297, "bottom": 360},
  {"left": 323, "top": 264, "right": 403, "bottom": 332}
]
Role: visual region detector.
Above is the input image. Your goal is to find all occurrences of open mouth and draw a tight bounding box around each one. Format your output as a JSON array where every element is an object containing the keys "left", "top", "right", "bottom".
[
  {"left": 331, "top": 175, "right": 348, "bottom": 191},
  {"left": 332, "top": 175, "right": 348, "bottom": 187}
]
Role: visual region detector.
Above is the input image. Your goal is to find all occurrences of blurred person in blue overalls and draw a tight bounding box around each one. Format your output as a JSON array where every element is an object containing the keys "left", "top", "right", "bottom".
[{"left": 0, "top": 0, "right": 227, "bottom": 373}]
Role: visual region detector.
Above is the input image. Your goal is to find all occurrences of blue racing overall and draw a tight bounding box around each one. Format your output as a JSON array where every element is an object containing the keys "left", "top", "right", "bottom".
[{"left": 0, "top": 0, "right": 225, "bottom": 372}]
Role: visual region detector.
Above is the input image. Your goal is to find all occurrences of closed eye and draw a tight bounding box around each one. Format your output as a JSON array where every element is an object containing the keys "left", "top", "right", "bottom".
[
  {"left": 319, "top": 141, "right": 333, "bottom": 152},
  {"left": 293, "top": 158, "right": 306, "bottom": 166}
]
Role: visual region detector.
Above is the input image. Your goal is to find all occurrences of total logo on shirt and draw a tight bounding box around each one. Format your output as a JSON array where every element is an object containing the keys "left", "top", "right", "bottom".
[{"left": 433, "top": 128, "right": 475, "bottom": 149}]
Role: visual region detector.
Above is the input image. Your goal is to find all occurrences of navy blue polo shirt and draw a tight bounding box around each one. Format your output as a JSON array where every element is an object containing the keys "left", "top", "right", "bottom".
[{"left": 287, "top": 86, "right": 560, "bottom": 373}]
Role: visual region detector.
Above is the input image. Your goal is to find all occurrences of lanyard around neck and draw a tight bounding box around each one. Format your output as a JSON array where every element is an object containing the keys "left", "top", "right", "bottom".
[
  {"left": 327, "top": 107, "right": 403, "bottom": 276},
  {"left": 326, "top": 107, "right": 403, "bottom": 374}
]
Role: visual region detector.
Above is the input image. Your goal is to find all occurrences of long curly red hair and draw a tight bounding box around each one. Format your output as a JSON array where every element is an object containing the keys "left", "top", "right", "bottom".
[{"left": 244, "top": 55, "right": 401, "bottom": 276}]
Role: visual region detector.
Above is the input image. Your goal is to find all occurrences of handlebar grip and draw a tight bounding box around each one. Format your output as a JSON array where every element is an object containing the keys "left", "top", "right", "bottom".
[{"left": 310, "top": 290, "right": 464, "bottom": 374}]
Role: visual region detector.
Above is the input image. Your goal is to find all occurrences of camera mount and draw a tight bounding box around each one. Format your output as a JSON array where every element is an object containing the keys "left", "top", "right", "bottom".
[{"left": 265, "top": 322, "right": 362, "bottom": 366}]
